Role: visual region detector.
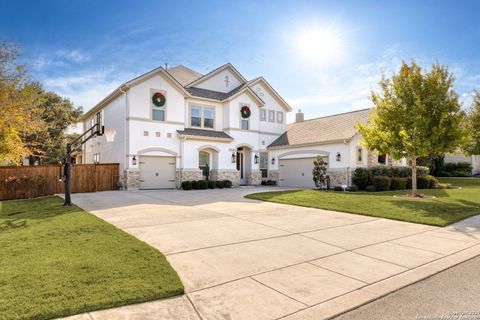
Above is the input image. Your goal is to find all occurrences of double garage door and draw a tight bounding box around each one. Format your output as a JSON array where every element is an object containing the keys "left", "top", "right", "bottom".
[
  {"left": 279, "top": 157, "right": 318, "bottom": 188},
  {"left": 139, "top": 156, "right": 176, "bottom": 189}
]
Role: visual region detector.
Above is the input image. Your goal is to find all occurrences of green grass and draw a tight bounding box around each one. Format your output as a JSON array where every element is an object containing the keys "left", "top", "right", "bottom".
[
  {"left": 0, "top": 196, "right": 183, "bottom": 320},
  {"left": 246, "top": 177, "right": 480, "bottom": 227}
]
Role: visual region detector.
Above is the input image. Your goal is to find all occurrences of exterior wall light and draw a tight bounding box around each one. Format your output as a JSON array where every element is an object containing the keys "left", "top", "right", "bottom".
[
  {"left": 336, "top": 152, "right": 341, "bottom": 162},
  {"left": 231, "top": 152, "right": 236, "bottom": 163},
  {"left": 132, "top": 156, "right": 137, "bottom": 166},
  {"left": 254, "top": 154, "right": 259, "bottom": 164},
  {"left": 271, "top": 157, "right": 275, "bottom": 165}
]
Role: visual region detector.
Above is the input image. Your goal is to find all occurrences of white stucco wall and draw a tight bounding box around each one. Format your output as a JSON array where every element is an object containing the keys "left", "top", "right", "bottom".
[
  {"left": 83, "top": 94, "right": 127, "bottom": 174},
  {"left": 195, "top": 69, "right": 242, "bottom": 93},
  {"left": 251, "top": 82, "right": 287, "bottom": 134}
]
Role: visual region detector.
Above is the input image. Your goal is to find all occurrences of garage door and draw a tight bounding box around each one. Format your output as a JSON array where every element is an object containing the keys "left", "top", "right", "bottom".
[
  {"left": 139, "top": 156, "right": 176, "bottom": 189},
  {"left": 279, "top": 157, "right": 317, "bottom": 188}
]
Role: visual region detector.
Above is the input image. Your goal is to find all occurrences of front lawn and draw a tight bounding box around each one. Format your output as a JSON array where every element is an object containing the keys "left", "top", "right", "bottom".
[
  {"left": 0, "top": 196, "right": 183, "bottom": 320},
  {"left": 246, "top": 177, "right": 480, "bottom": 227}
]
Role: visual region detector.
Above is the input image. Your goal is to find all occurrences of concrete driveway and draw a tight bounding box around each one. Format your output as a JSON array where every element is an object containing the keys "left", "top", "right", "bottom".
[{"left": 66, "top": 187, "right": 480, "bottom": 320}]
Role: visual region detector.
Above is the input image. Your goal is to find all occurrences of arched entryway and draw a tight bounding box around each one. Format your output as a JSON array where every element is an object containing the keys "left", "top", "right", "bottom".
[
  {"left": 197, "top": 146, "right": 219, "bottom": 180},
  {"left": 236, "top": 146, "right": 252, "bottom": 185}
]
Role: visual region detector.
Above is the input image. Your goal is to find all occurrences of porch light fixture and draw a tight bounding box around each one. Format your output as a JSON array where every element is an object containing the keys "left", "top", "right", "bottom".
[
  {"left": 132, "top": 156, "right": 137, "bottom": 166},
  {"left": 336, "top": 152, "right": 341, "bottom": 162},
  {"left": 231, "top": 152, "right": 236, "bottom": 163},
  {"left": 254, "top": 154, "right": 259, "bottom": 164},
  {"left": 271, "top": 157, "right": 275, "bottom": 165}
]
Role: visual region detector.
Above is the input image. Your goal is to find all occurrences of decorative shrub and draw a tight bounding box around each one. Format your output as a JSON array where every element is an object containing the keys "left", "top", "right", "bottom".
[
  {"left": 438, "top": 162, "right": 472, "bottom": 177},
  {"left": 192, "top": 180, "right": 200, "bottom": 190},
  {"left": 373, "top": 176, "right": 391, "bottom": 191},
  {"left": 369, "top": 165, "right": 429, "bottom": 178},
  {"left": 427, "top": 175, "right": 439, "bottom": 189},
  {"left": 223, "top": 180, "right": 232, "bottom": 188},
  {"left": 346, "top": 185, "right": 359, "bottom": 192},
  {"left": 416, "top": 176, "right": 431, "bottom": 189},
  {"left": 261, "top": 180, "right": 267, "bottom": 186},
  {"left": 437, "top": 183, "right": 453, "bottom": 189},
  {"left": 333, "top": 186, "right": 344, "bottom": 191},
  {"left": 216, "top": 180, "right": 225, "bottom": 189},
  {"left": 390, "top": 177, "right": 407, "bottom": 190},
  {"left": 208, "top": 180, "right": 216, "bottom": 189},
  {"left": 198, "top": 180, "right": 208, "bottom": 190},
  {"left": 352, "top": 168, "right": 370, "bottom": 190},
  {"left": 266, "top": 180, "right": 277, "bottom": 186},
  {"left": 365, "top": 185, "right": 376, "bottom": 192},
  {"left": 181, "top": 181, "right": 192, "bottom": 190}
]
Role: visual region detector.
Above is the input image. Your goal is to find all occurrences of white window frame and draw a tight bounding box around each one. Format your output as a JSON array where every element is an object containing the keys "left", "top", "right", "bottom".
[
  {"left": 190, "top": 104, "right": 215, "bottom": 129},
  {"left": 93, "top": 153, "right": 100, "bottom": 164},
  {"left": 356, "top": 146, "right": 363, "bottom": 163},
  {"left": 260, "top": 109, "right": 266, "bottom": 121},
  {"left": 151, "top": 89, "right": 167, "bottom": 122},
  {"left": 268, "top": 110, "right": 275, "bottom": 122},
  {"left": 277, "top": 111, "right": 283, "bottom": 123}
]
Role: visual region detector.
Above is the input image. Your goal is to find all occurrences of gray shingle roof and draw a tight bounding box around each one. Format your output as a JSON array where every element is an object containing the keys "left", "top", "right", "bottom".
[
  {"left": 177, "top": 128, "right": 233, "bottom": 140},
  {"left": 268, "top": 109, "right": 371, "bottom": 148},
  {"left": 186, "top": 84, "right": 249, "bottom": 101}
]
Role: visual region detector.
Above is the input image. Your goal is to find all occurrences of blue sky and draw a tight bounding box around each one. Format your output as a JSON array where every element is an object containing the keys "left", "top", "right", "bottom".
[{"left": 2, "top": 0, "right": 480, "bottom": 122}]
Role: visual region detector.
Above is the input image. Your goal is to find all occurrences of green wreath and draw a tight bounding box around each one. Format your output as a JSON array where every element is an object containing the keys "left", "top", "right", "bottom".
[
  {"left": 240, "top": 105, "right": 251, "bottom": 118},
  {"left": 152, "top": 92, "right": 166, "bottom": 107}
]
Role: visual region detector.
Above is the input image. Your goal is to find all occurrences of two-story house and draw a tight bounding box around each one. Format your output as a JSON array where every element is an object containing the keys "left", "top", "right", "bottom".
[{"left": 80, "top": 63, "right": 291, "bottom": 189}]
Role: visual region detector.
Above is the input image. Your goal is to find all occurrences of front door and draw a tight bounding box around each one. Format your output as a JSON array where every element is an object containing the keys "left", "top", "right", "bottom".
[{"left": 237, "top": 149, "right": 246, "bottom": 185}]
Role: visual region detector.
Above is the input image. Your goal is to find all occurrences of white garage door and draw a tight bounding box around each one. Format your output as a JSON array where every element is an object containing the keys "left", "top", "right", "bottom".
[
  {"left": 139, "top": 156, "right": 176, "bottom": 189},
  {"left": 279, "top": 157, "right": 317, "bottom": 188}
]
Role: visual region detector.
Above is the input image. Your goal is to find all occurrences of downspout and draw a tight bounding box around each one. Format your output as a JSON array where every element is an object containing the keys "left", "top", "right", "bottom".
[{"left": 120, "top": 86, "right": 128, "bottom": 184}]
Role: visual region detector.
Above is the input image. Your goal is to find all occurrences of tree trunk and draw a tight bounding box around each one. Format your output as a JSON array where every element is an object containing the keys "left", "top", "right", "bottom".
[{"left": 411, "top": 156, "right": 417, "bottom": 196}]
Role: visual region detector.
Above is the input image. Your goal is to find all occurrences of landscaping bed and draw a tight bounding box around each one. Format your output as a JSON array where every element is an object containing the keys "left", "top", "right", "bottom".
[
  {"left": 245, "top": 177, "right": 480, "bottom": 227},
  {"left": 0, "top": 196, "right": 183, "bottom": 320}
]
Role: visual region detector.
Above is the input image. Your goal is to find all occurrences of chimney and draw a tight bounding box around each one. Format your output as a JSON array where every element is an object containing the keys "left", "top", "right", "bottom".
[{"left": 295, "top": 109, "right": 304, "bottom": 122}]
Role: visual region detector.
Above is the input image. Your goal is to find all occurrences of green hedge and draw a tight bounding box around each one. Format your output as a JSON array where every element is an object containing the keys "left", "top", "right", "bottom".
[
  {"left": 182, "top": 180, "right": 233, "bottom": 190},
  {"left": 352, "top": 165, "right": 430, "bottom": 190},
  {"left": 390, "top": 177, "right": 407, "bottom": 190},
  {"left": 438, "top": 162, "right": 472, "bottom": 177},
  {"left": 373, "top": 176, "right": 391, "bottom": 191}
]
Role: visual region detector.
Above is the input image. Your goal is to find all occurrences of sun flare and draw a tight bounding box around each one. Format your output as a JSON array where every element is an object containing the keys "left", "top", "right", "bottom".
[{"left": 294, "top": 24, "right": 345, "bottom": 63}]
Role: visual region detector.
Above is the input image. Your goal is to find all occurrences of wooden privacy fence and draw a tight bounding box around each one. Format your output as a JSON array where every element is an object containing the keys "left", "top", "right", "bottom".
[{"left": 0, "top": 163, "right": 120, "bottom": 201}]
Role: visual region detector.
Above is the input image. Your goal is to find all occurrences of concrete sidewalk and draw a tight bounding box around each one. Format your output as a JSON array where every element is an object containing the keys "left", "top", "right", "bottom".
[{"left": 61, "top": 188, "right": 480, "bottom": 320}]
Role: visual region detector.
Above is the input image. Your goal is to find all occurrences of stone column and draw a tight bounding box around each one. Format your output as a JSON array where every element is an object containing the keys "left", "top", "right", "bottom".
[
  {"left": 247, "top": 170, "right": 262, "bottom": 186},
  {"left": 124, "top": 169, "right": 140, "bottom": 190}
]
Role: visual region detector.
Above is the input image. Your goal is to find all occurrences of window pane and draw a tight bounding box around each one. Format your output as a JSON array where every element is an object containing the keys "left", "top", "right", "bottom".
[
  {"left": 152, "top": 109, "right": 164, "bottom": 121},
  {"left": 260, "top": 109, "right": 266, "bottom": 121},
  {"left": 199, "top": 151, "right": 209, "bottom": 166},
  {"left": 191, "top": 107, "right": 201, "bottom": 117},
  {"left": 241, "top": 119, "right": 249, "bottom": 130},
  {"left": 191, "top": 116, "right": 201, "bottom": 127},
  {"left": 204, "top": 108, "right": 213, "bottom": 119},
  {"left": 277, "top": 111, "right": 283, "bottom": 123},
  {"left": 260, "top": 152, "right": 268, "bottom": 169},
  {"left": 204, "top": 118, "right": 214, "bottom": 128},
  {"left": 261, "top": 169, "right": 268, "bottom": 178},
  {"left": 268, "top": 110, "right": 275, "bottom": 122}
]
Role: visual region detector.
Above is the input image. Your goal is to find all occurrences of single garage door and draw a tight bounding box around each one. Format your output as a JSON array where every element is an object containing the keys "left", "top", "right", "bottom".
[
  {"left": 279, "top": 157, "right": 317, "bottom": 188},
  {"left": 139, "top": 156, "right": 176, "bottom": 189}
]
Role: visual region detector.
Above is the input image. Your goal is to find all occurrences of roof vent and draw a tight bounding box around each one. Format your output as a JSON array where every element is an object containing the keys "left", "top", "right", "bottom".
[{"left": 295, "top": 109, "right": 304, "bottom": 122}]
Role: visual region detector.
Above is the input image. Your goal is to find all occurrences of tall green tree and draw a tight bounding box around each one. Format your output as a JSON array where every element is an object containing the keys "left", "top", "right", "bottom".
[
  {"left": 358, "top": 61, "right": 466, "bottom": 195},
  {"left": 463, "top": 91, "right": 480, "bottom": 156},
  {"left": 0, "top": 42, "right": 43, "bottom": 164},
  {"left": 23, "top": 91, "right": 82, "bottom": 164}
]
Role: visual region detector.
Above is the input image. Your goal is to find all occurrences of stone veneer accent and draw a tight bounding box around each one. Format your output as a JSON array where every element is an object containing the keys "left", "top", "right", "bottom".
[
  {"left": 124, "top": 169, "right": 140, "bottom": 190},
  {"left": 327, "top": 169, "right": 351, "bottom": 187},
  {"left": 367, "top": 150, "right": 378, "bottom": 167},
  {"left": 268, "top": 170, "right": 279, "bottom": 183},
  {"left": 211, "top": 169, "right": 240, "bottom": 186},
  {"left": 178, "top": 168, "right": 203, "bottom": 184},
  {"left": 247, "top": 170, "right": 262, "bottom": 186}
]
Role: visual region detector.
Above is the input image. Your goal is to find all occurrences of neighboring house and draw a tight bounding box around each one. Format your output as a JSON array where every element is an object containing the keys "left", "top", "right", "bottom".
[
  {"left": 268, "top": 109, "right": 406, "bottom": 188},
  {"left": 80, "top": 63, "right": 291, "bottom": 189},
  {"left": 444, "top": 153, "right": 480, "bottom": 175}
]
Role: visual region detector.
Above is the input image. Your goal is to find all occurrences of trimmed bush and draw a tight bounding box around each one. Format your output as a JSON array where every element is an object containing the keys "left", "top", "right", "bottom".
[
  {"left": 373, "top": 176, "right": 391, "bottom": 191},
  {"left": 365, "top": 185, "right": 376, "bottom": 192},
  {"left": 333, "top": 186, "right": 344, "bottom": 191},
  {"left": 192, "top": 180, "right": 200, "bottom": 190},
  {"left": 208, "top": 180, "right": 216, "bottom": 189},
  {"left": 198, "top": 180, "right": 208, "bottom": 190},
  {"left": 223, "top": 180, "right": 232, "bottom": 188},
  {"left": 352, "top": 168, "right": 370, "bottom": 190},
  {"left": 416, "top": 176, "right": 431, "bottom": 189},
  {"left": 369, "top": 165, "right": 429, "bottom": 178},
  {"left": 261, "top": 180, "right": 267, "bottom": 186},
  {"left": 181, "top": 181, "right": 192, "bottom": 190},
  {"left": 266, "top": 180, "right": 277, "bottom": 186},
  {"left": 390, "top": 177, "right": 407, "bottom": 190},
  {"left": 216, "top": 180, "right": 225, "bottom": 189},
  {"left": 346, "top": 185, "right": 359, "bottom": 192},
  {"left": 428, "top": 175, "right": 439, "bottom": 189}
]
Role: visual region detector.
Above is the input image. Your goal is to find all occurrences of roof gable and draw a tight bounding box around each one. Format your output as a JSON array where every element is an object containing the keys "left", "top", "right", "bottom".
[
  {"left": 167, "top": 65, "right": 203, "bottom": 86},
  {"left": 186, "top": 63, "right": 247, "bottom": 93},
  {"left": 248, "top": 77, "right": 292, "bottom": 112}
]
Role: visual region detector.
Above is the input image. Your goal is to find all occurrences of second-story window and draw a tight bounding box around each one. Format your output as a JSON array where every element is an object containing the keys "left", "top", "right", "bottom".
[
  {"left": 191, "top": 105, "right": 214, "bottom": 129},
  {"left": 268, "top": 110, "right": 275, "bottom": 122},
  {"left": 260, "top": 109, "right": 266, "bottom": 121},
  {"left": 277, "top": 111, "right": 283, "bottom": 123}
]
